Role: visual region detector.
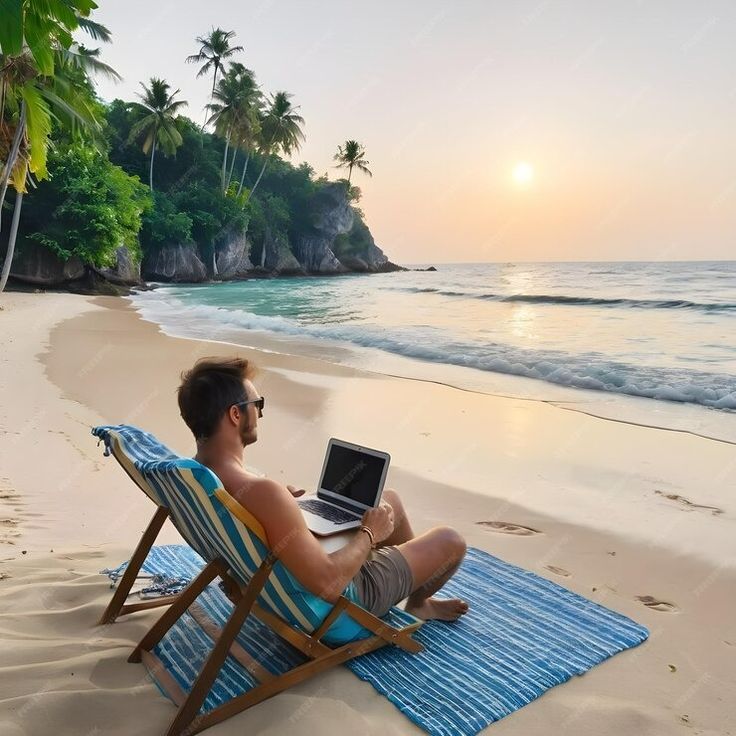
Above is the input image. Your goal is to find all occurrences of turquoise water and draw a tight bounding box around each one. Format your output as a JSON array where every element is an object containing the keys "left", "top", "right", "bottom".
[{"left": 131, "top": 262, "right": 736, "bottom": 411}]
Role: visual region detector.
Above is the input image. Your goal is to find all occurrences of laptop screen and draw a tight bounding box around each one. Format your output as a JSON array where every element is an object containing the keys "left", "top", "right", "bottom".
[{"left": 320, "top": 443, "right": 387, "bottom": 507}]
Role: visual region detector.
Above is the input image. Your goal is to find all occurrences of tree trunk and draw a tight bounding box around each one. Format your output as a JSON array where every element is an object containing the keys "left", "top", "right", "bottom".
[
  {"left": 203, "top": 67, "right": 218, "bottom": 130},
  {"left": 149, "top": 138, "right": 156, "bottom": 191},
  {"left": 347, "top": 163, "right": 353, "bottom": 184},
  {"left": 246, "top": 157, "right": 269, "bottom": 202},
  {"left": 0, "top": 100, "right": 27, "bottom": 236},
  {"left": 236, "top": 152, "right": 250, "bottom": 197},
  {"left": 221, "top": 128, "right": 231, "bottom": 192},
  {"left": 0, "top": 187, "right": 24, "bottom": 293},
  {"left": 226, "top": 146, "right": 238, "bottom": 191}
]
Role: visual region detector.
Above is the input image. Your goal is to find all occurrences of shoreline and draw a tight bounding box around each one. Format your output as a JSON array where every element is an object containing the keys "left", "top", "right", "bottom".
[
  {"left": 0, "top": 291, "right": 734, "bottom": 734},
  {"left": 128, "top": 282, "right": 736, "bottom": 445},
  {"left": 133, "top": 290, "right": 736, "bottom": 447}
]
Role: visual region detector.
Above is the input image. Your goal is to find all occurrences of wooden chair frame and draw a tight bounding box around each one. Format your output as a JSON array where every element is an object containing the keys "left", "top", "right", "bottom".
[
  {"left": 98, "top": 505, "right": 178, "bottom": 625},
  {"left": 94, "top": 426, "right": 424, "bottom": 734},
  {"left": 129, "top": 553, "right": 424, "bottom": 736}
]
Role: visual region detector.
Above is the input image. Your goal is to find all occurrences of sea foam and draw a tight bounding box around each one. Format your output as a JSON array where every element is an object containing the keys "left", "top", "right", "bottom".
[{"left": 133, "top": 292, "right": 736, "bottom": 412}]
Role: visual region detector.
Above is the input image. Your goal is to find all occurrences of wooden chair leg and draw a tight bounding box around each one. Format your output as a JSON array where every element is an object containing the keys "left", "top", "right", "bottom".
[
  {"left": 98, "top": 506, "right": 169, "bottom": 625},
  {"left": 115, "top": 594, "right": 181, "bottom": 617},
  {"left": 184, "top": 635, "right": 389, "bottom": 736},
  {"left": 163, "top": 559, "right": 273, "bottom": 736},
  {"left": 341, "top": 600, "right": 425, "bottom": 654},
  {"left": 129, "top": 560, "right": 223, "bottom": 663}
]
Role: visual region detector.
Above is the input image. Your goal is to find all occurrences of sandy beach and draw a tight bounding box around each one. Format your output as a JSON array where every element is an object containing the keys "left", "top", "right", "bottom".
[{"left": 0, "top": 290, "right": 734, "bottom": 736}]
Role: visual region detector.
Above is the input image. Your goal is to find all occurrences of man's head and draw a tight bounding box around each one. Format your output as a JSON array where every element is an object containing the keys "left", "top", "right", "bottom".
[{"left": 177, "top": 357, "right": 261, "bottom": 448}]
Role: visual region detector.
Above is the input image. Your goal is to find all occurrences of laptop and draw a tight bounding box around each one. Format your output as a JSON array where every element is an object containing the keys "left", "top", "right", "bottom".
[{"left": 298, "top": 438, "right": 390, "bottom": 536}]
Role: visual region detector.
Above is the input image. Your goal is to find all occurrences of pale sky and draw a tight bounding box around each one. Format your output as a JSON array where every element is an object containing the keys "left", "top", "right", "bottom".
[{"left": 92, "top": 1, "right": 736, "bottom": 263}]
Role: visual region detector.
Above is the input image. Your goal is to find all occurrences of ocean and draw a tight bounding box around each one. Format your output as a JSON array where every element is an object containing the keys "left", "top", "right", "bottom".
[{"left": 131, "top": 261, "right": 736, "bottom": 418}]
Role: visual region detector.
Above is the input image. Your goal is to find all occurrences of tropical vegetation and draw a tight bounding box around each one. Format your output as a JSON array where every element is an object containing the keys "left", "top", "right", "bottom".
[
  {"left": 127, "top": 78, "right": 187, "bottom": 190},
  {"left": 0, "top": 0, "right": 116, "bottom": 291},
  {"left": 0, "top": 9, "right": 375, "bottom": 292},
  {"left": 334, "top": 140, "right": 372, "bottom": 184}
]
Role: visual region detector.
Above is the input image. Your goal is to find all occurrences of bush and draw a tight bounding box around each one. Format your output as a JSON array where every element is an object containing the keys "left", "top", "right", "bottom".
[
  {"left": 20, "top": 143, "right": 150, "bottom": 267},
  {"left": 140, "top": 192, "right": 194, "bottom": 249}
]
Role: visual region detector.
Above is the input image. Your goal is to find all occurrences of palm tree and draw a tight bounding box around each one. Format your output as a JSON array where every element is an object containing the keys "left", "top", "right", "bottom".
[
  {"left": 0, "top": 3, "right": 114, "bottom": 293},
  {"left": 186, "top": 28, "right": 243, "bottom": 129},
  {"left": 127, "top": 78, "right": 187, "bottom": 191},
  {"left": 233, "top": 104, "right": 262, "bottom": 196},
  {"left": 205, "top": 63, "right": 261, "bottom": 192},
  {"left": 247, "top": 91, "right": 305, "bottom": 202},
  {"left": 225, "top": 68, "right": 262, "bottom": 194},
  {"left": 333, "top": 140, "right": 372, "bottom": 184}
]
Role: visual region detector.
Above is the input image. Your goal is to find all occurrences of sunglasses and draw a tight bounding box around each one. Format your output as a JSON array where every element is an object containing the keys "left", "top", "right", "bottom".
[{"left": 233, "top": 396, "right": 265, "bottom": 417}]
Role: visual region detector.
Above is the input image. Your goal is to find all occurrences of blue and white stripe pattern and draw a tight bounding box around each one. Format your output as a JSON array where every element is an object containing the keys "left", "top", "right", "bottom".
[
  {"left": 112, "top": 544, "right": 649, "bottom": 735},
  {"left": 92, "top": 425, "right": 373, "bottom": 643}
]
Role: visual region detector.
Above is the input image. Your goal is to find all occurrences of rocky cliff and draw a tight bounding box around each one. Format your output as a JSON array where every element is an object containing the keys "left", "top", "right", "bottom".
[
  {"left": 291, "top": 183, "right": 354, "bottom": 273},
  {"left": 141, "top": 243, "right": 207, "bottom": 283},
  {"left": 7, "top": 181, "right": 401, "bottom": 290}
]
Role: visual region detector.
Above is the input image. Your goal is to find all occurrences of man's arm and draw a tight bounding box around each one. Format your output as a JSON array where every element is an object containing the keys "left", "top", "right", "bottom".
[{"left": 242, "top": 479, "right": 393, "bottom": 602}]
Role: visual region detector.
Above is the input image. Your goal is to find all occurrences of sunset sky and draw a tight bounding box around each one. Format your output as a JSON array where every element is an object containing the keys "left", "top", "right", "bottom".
[{"left": 94, "top": 1, "right": 736, "bottom": 263}]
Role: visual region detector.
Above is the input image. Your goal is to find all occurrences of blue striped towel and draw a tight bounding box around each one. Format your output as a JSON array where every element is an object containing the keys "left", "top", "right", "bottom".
[{"left": 107, "top": 544, "right": 648, "bottom": 735}]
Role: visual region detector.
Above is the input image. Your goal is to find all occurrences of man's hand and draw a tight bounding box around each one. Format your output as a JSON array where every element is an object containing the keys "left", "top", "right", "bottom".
[
  {"left": 286, "top": 484, "right": 306, "bottom": 498},
  {"left": 361, "top": 502, "right": 394, "bottom": 544}
]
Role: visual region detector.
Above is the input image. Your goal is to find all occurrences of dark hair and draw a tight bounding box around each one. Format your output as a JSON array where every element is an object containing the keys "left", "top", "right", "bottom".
[{"left": 177, "top": 357, "right": 257, "bottom": 441}]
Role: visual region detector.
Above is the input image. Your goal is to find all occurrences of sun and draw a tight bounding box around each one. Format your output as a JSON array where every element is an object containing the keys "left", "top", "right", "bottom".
[{"left": 512, "top": 161, "right": 534, "bottom": 186}]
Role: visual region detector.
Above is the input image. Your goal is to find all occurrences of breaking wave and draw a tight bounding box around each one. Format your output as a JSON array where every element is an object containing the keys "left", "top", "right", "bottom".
[
  {"left": 133, "top": 294, "right": 736, "bottom": 411},
  {"left": 390, "top": 287, "right": 736, "bottom": 313}
]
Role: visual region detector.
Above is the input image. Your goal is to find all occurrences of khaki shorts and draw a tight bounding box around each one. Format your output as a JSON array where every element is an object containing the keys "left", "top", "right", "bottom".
[{"left": 351, "top": 546, "right": 414, "bottom": 617}]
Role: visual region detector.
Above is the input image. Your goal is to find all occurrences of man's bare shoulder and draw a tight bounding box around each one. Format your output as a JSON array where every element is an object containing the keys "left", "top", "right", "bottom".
[{"left": 223, "top": 471, "right": 295, "bottom": 513}]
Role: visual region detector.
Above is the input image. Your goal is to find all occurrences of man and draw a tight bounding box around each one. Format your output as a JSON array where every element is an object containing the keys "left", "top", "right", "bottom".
[{"left": 177, "top": 356, "right": 468, "bottom": 622}]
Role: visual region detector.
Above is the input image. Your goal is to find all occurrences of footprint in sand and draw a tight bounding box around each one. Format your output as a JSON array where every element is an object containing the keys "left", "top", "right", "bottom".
[
  {"left": 475, "top": 521, "right": 542, "bottom": 536},
  {"left": 636, "top": 595, "right": 679, "bottom": 613},
  {"left": 654, "top": 490, "right": 723, "bottom": 516},
  {"left": 544, "top": 565, "right": 571, "bottom": 577}
]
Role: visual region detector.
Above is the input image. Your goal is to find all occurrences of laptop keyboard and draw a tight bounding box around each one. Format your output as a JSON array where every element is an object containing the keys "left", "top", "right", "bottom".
[{"left": 299, "top": 498, "right": 359, "bottom": 525}]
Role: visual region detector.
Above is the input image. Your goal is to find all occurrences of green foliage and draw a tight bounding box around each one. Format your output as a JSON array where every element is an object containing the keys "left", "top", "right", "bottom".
[
  {"left": 333, "top": 140, "right": 372, "bottom": 184},
  {"left": 186, "top": 28, "right": 243, "bottom": 84},
  {"left": 19, "top": 142, "right": 150, "bottom": 267},
  {"left": 248, "top": 193, "right": 290, "bottom": 238},
  {"left": 140, "top": 191, "right": 193, "bottom": 249},
  {"left": 170, "top": 181, "right": 247, "bottom": 246},
  {"left": 1, "top": 0, "right": 106, "bottom": 189}
]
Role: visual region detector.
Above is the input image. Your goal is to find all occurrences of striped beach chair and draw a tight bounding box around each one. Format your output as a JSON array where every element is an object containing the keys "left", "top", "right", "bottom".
[
  {"left": 93, "top": 425, "right": 181, "bottom": 624},
  {"left": 93, "top": 424, "right": 423, "bottom": 736}
]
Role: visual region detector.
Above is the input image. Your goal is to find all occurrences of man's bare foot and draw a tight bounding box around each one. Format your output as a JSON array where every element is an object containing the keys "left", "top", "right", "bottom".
[{"left": 406, "top": 597, "right": 469, "bottom": 621}]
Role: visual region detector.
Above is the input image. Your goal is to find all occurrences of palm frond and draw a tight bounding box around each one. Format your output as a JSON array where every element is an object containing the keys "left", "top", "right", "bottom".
[{"left": 75, "top": 16, "right": 113, "bottom": 43}]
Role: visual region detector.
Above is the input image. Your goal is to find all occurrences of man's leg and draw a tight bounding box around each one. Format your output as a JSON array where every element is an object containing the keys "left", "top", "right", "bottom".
[
  {"left": 398, "top": 527, "right": 468, "bottom": 621},
  {"left": 378, "top": 490, "right": 468, "bottom": 621},
  {"left": 378, "top": 489, "right": 415, "bottom": 547}
]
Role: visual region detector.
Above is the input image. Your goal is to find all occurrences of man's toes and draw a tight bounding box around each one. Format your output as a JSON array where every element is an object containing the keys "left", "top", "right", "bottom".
[{"left": 454, "top": 599, "right": 469, "bottom": 615}]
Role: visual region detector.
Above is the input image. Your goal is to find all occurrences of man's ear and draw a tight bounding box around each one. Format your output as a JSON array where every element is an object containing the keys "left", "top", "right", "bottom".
[{"left": 227, "top": 405, "right": 241, "bottom": 426}]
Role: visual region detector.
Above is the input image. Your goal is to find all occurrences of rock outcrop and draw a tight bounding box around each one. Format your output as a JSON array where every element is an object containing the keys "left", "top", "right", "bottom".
[
  {"left": 9, "top": 240, "right": 85, "bottom": 286},
  {"left": 214, "top": 229, "right": 253, "bottom": 280},
  {"left": 142, "top": 243, "right": 207, "bottom": 283},
  {"left": 94, "top": 246, "right": 141, "bottom": 285},
  {"left": 292, "top": 183, "right": 354, "bottom": 274},
  {"left": 334, "top": 217, "right": 388, "bottom": 272},
  {"left": 260, "top": 227, "right": 303, "bottom": 274}
]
